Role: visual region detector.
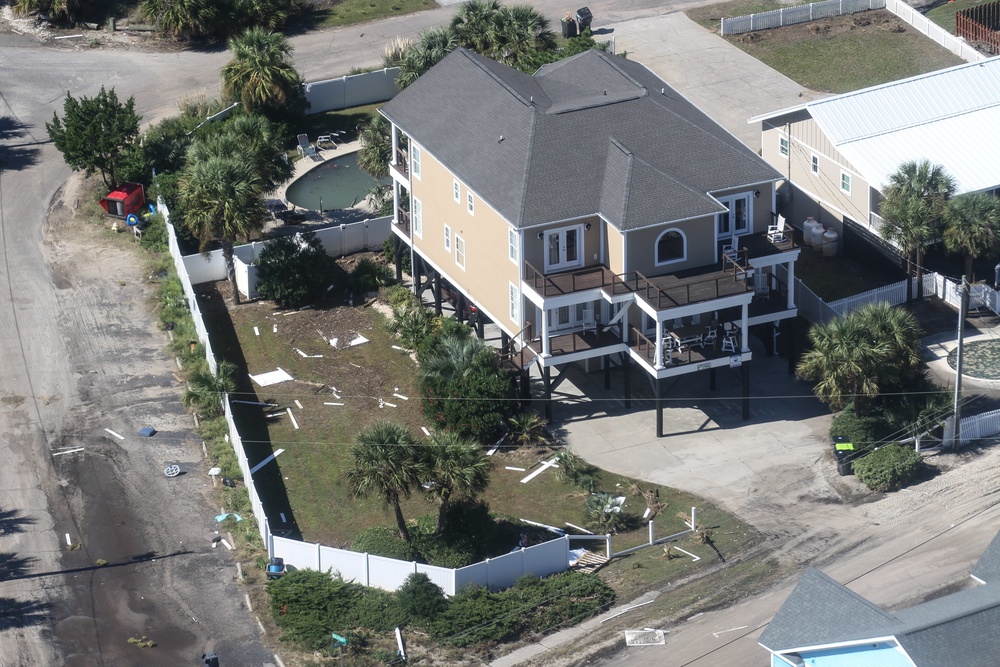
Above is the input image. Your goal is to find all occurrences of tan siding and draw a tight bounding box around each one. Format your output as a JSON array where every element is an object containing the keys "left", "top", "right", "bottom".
[
  {"left": 521, "top": 215, "right": 603, "bottom": 274},
  {"left": 626, "top": 216, "right": 716, "bottom": 276},
  {"left": 605, "top": 223, "right": 625, "bottom": 274},
  {"left": 712, "top": 183, "right": 776, "bottom": 234},
  {"left": 410, "top": 145, "right": 521, "bottom": 329}
]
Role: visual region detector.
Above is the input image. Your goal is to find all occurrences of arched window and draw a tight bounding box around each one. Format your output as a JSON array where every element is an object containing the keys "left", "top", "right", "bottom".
[{"left": 655, "top": 229, "right": 686, "bottom": 265}]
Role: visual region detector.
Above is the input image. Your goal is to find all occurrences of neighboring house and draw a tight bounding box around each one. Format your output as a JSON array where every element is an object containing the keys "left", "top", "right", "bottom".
[
  {"left": 759, "top": 529, "right": 1000, "bottom": 666},
  {"left": 753, "top": 56, "right": 1000, "bottom": 258},
  {"left": 380, "top": 48, "right": 799, "bottom": 433}
]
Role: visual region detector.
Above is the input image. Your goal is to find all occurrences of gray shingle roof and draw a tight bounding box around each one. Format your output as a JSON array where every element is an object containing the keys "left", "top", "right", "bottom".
[
  {"left": 761, "top": 548, "right": 1000, "bottom": 667},
  {"left": 972, "top": 530, "right": 1000, "bottom": 583},
  {"left": 757, "top": 569, "right": 897, "bottom": 651},
  {"left": 380, "top": 48, "right": 779, "bottom": 230}
]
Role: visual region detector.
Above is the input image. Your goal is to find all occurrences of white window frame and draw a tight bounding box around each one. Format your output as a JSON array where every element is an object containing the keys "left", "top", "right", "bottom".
[
  {"left": 444, "top": 224, "right": 451, "bottom": 252},
  {"left": 508, "top": 282, "right": 519, "bottom": 322},
  {"left": 466, "top": 192, "right": 475, "bottom": 216},
  {"left": 654, "top": 228, "right": 687, "bottom": 266},
  {"left": 455, "top": 235, "right": 466, "bottom": 270},
  {"left": 779, "top": 136, "right": 789, "bottom": 157},
  {"left": 810, "top": 154, "right": 819, "bottom": 175},
  {"left": 412, "top": 197, "right": 422, "bottom": 238},
  {"left": 411, "top": 144, "right": 421, "bottom": 180},
  {"left": 453, "top": 179, "right": 460, "bottom": 203},
  {"left": 716, "top": 193, "right": 752, "bottom": 240},
  {"left": 840, "top": 171, "right": 852, "bottom": 195},
  {"left": 508, "top": 228, "right": 518, "bottom": 264},
  {"left": 543, "top": 225, "right": 584, "bottom": 273}
]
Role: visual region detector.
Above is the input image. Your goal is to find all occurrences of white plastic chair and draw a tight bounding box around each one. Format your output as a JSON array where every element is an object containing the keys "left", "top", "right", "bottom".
[
  {"left": 768, "top": 215, "right": 788, "bottom": 243},
  {"left": 721, "top": 334, "right": 737, "bottom": 353}
]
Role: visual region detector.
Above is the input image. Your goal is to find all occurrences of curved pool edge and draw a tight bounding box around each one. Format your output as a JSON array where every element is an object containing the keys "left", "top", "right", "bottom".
[{"left": 276, "top": 140, "right": 363, "bottom": 206}]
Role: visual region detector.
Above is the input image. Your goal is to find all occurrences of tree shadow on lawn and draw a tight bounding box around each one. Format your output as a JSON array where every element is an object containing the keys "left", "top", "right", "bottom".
[{"left": 196, "top": 282, "right": 302, "bottom": 540}]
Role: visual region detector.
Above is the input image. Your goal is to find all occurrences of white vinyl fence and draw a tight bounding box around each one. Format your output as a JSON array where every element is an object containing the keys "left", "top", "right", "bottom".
[
  {"left": 955, "top": 408, "right": 1000, "bottom": 447},
  {"left": 884, "top": 0, "right": 988, "bottom": 62},
  {"left": 722, "top": 0, "right": 884, "bottom": 35},
  {"left": 232, "top": 217, "right": 391, "bottom": 299},
  {"left": 304, "top": 68, "right": 401, "bottom": 115},
  {"left": 164, "top": 218, "right": 595, "bottom": 595}
]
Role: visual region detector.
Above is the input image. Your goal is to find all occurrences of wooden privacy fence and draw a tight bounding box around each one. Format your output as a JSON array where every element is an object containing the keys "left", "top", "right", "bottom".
[{"left": 957, "top": 1, "right": 1000, "bottom": 55}]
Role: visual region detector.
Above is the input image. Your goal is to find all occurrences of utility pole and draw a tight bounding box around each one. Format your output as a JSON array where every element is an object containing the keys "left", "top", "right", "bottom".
[{"left": 953, "top": 276, "right": 967, "bottom": 448}]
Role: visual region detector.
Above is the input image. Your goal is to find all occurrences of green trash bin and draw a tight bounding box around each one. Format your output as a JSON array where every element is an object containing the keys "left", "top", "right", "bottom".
[{"left": 833, "top": 436, "right": 854, "bottom": 476}]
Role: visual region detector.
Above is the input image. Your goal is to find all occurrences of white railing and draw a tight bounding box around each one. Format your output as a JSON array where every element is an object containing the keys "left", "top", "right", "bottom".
[
  {"left": 827, "top": 278, "right": 912, "bottom": 315},
  {"left": 884, "top": 0, "right": 988, "bottom": 62},
  {"left": 722, "top": 0, "right": 884, "bottom": 35}
]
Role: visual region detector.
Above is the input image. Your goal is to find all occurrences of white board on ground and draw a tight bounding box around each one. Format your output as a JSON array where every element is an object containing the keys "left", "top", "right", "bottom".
[
  {"left": 348, "top": 334, "right": 369, "bottom": 347},
  {"left": 250, "top": 368, "right": 294, "bottom": 387}
]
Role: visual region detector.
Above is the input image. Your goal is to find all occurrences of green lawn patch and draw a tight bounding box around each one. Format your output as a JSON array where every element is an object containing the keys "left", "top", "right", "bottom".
[
  {"left": 795, "top": 247, "right": 905, "bottom": 301},
  {"left": 203, "top": 280, "right": 757, "bottom": 594},
  {"left": 926, "top": 0, "right": 989, "bottom": 33},
  {"left": 686, "top": 4, "right": 964, "bottom": 92},
  {"left": 296, "top": 0, "right": 438, "bottom": 30}
]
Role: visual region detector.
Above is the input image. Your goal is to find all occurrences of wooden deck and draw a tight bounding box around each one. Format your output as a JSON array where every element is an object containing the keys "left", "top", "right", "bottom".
[
  {"left": 505, "top": 328, "right": 623, "bottom": 371},
  {"left": 631, "top": 331, "right": 742, "bottom": 368}
]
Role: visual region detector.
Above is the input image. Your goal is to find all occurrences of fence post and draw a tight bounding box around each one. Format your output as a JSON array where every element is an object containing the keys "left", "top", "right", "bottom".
[
  {"left": 316, "top": 542, "right": 322, "bottom": 570},
  {"left": 648, "top": 520, "right": 655, "bottom": 545},
  {"left": 691, "top": 507, "right": 697, "bottom": 531},
  {"left": 264, "top": 516, "right": 272, "bottom": 558},
  {"left": 606, "top": 535, "right": 612, "bottom": 560}
]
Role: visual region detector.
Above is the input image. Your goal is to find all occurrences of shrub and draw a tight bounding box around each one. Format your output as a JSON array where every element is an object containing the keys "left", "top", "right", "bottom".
[
  {"left": 255, "top": 232, "right": 337, "bottom": 308},
  {"left": 388, "top": 303, "right": 435, "bottom": 351},
  {"left": 584, "top": 493, "right": 635, "bottom": 534},
  {"left": 352, "top": 526, "right": 419, "bottom": 562},
  {"left": 268, "top": 569, "right": 362, "bottom": 650},
  {"left": 422, "top": 365, "right": 517, "bottom": 441},
  {"left": 348, "top": 588, "right": 407, "bottom": 631},
  {"left": 557, "top": 450, "right": 600, "bottom": 493},
  {"left": 830, "top": 404, "right": 895, "bottom": 455},
  {"left": 853, "top": 443, "right": 924, "bottom": 492},
  {"left": 349, "top": 257, "right": 394, "bottom": 295},
  {"left": 380, "top": 283, "right": 417, "bottom": 310},
  {"left": 416, "top": 316, "right": 474, "bottom": 362},
  {"left": 383, "top": 235, "right": 412, "bottom": 274},
  {"left": 428, "top": 585, "right": 520, "bottom": 646},
  {"left": 138, "top": 212, "right": 168, "bottom": 252},
  {"left": 396, "top": 573, "right": 448, "bottom": 624}
]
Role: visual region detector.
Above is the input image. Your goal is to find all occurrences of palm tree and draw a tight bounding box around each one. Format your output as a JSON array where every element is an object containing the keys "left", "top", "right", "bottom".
[
  {"left": 491, "top": 4, "right": 556, "bottom": 69},
  {"left": 182, "top": 361, "right": 238, "bottom": 416},
  {"left": 450, "top": 0, "right": 502, "bottom": 55},
  {"left": 347, "top": 421, "right": 426, "bottom": 542},
  {"left": 179, "top": 154, "right": 267, "bottom": 304},
  {"left": 418, "top": 334, "right": 491, "bottom": 384},
  {"left": 879, "top": 160, "right": 956, "bottom": 302},
  {"left": 221, "top": 27, "right": 304, "bottom": 114},
  {"left": 796, "top": 314, "right": 891, "bottom": 414},
  {"left": 357, "top": 112, "right": 391, "bottom": 181},
  {"left": 853, "top": 301, "right": 922, "bottom": 390},
  {"left": 395, "top": 27, "right": 458, "bottom": 89},
  {"left": 188, "top": 114, "right": 292, "bottom": 193},
  {"left": 944, "top": 192, "right": 1000, "bottom": 283},
  {"left": 507, "top": 411, "right": 549, "bottom": 449},
  {"left": 424, "top": 432, "right": 491, "bottom": 534},
  {"left": 140, "top": 0, "right": 218, "bottom": 39}
]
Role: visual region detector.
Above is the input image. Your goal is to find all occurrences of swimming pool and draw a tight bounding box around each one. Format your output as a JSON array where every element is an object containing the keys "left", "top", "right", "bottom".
[{"left": 284, "top": 152, "right": 388, "bottom": 211}]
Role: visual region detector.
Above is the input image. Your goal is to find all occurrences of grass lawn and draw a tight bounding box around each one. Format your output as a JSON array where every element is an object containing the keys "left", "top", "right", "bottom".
[
  {"left": 686, "top": 3, "right": 964, "bottom": 92},
  {"left": 926, "top": 0, "right": 989, "bottom": 33},
  {"left": 295, "top": 0, "right": 438, "bottom": 30},
  {"left": 201, "top": 279, "right": 758, "bottom": 593}
]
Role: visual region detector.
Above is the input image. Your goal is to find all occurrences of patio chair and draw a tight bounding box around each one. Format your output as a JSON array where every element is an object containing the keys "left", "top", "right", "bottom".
[
  {"left": 316, "top": 134, "right": 334, "bottom": 149},
  {"left": 721, "top": 334, "right": 738, "bottom": 353},
  {"left": 768, "top": 215, "right": 788, "bottom": 243},
  {"left": 296, "top": 134, "right": 317, "bottom": 158},
  {"left": 701, "top": 328, "right": 717, "bottom": 348}
]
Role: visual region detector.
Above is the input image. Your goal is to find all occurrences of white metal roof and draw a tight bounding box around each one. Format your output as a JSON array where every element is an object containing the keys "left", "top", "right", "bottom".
[{"left": 762, "top": 57, "right": 1000, "bottom": 194}]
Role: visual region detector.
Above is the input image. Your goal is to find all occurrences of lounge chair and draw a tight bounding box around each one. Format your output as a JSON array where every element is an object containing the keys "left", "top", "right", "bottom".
[{"left": 296, "top": 134, "right": 317, "bottom": 158}]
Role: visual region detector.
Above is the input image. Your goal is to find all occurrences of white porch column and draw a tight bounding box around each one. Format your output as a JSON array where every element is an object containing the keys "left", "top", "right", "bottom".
[
  {"left": 391, "top": 125, "right": 399, "bottom": 165},
  {"left": 541, "top": 310, "right": 551, "bottom": 357},
  {"left": 741, "top": 304, "right": 749, "bottom": 353},
  {"left": 654, "top": 319, "right": 663, "bottom": 368},
  {"left": 786, "top": 260, "right": 795, "bottom": 310}
]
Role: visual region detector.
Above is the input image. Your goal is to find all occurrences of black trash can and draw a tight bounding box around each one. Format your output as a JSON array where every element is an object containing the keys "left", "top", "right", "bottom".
[
  {"left": 576, "top": 6, "right": 593, "bottom": 32},
  {"left": 833, "top": 436, "right": 854, "bottom": 476},
  {"left": 561, "top": 17, "right": 578, "bottom": 38}
]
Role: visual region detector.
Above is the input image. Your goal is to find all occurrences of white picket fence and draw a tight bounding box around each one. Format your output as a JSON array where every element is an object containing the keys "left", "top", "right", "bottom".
[
  {"left": 884, "top": 0, "right": 988, "bottom": 62},
  {"left": 956, "top": 408, "right": 1000, "bottom": 447},
  {"left": 722, "top": 0, "right": 884, "bottom": 35}
]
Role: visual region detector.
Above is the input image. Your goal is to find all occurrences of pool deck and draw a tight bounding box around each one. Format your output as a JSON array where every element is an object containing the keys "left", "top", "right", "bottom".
[{"left": 265, "top": 139, "right": 374, "bottom": 236}]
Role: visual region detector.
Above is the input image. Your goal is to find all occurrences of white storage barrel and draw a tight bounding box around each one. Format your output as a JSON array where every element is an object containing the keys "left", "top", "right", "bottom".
[
  {"left": 822, "top": 228, "right": 839, "bottom": 256},
  {"left": 803, "top": 217, "right": 821, "bottom": 247},
  {"left": 809, "top": 223, "right": 827, "bottom": 249}
]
